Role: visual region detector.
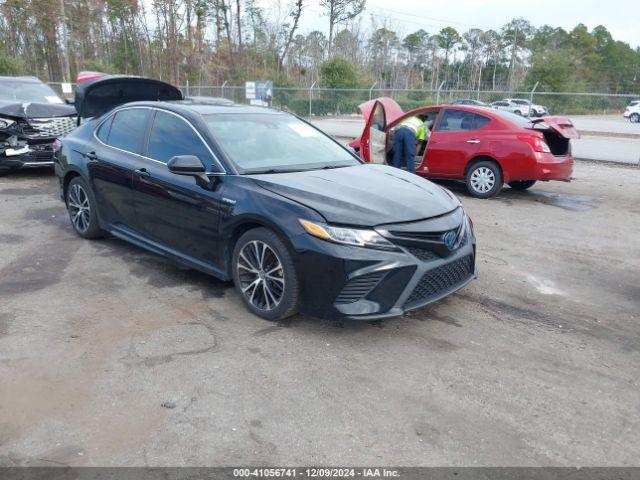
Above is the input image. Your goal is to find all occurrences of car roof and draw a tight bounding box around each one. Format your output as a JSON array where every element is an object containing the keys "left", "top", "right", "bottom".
[
  {"left": 0, "top": 76, "right": 44, "bottom": 84},
  {"left": 117, "top": 100, "right": 286, "bottom": 117}
]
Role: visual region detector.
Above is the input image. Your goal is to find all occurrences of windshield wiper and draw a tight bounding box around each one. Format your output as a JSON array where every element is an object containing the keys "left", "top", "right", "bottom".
[{"left": 243, "top": 167, "right": 303, "bottom": 174}]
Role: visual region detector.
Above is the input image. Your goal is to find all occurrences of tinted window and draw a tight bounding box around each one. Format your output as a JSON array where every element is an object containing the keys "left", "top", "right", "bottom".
[
  {"left": 630, "top": 101, "right": 639, "bottom": 107},
  {"left": 147, "top": 110, "right": 212, "bottom": 165},
  {"left": 96, "top": 116, "right": 112, "bottom": 143},
  {"left": 107, "top": 109, "right": 149, "bottom": 153},
  {"left": 436, "top": 110, "right": 491, "bottom": 131}
]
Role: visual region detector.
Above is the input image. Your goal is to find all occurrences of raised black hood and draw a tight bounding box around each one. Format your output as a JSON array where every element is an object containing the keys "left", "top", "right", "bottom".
[
  {"left": 252, "top": 164, "right": 460, "bottom": 227},
  {"left": 75, "top": 75, "right": 183, "bottom": 118},
  {"left": 0, "top": 101, "right": 76, "bottom": 120}
]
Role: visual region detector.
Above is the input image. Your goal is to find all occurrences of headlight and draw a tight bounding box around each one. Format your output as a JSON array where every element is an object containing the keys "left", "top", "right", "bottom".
[
  {"left": 0, "top": 119, "right": 15, "bottom": 129},
  {"left": 299, "top": 219, "right": 396, "bottom": 250}
]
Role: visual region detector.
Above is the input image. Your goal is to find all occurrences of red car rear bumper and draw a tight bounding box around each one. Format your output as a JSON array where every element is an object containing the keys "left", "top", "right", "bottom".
[{"left": 534, "top": 153, "right": 574, "bottom": 181}]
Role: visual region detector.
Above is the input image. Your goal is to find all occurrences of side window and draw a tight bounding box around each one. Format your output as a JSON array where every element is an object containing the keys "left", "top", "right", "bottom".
[
  {"left": 107, "top": 109, "right": 149, "bottom": 153},
  {"left": 147, "top": 110, "right": 212, "bottom": 166},
  {"left": 436, "top": 110, "right": 490, "bottom": 132},
  {"left": 96, "top": 116, "right": 113, "bottom": 143}
]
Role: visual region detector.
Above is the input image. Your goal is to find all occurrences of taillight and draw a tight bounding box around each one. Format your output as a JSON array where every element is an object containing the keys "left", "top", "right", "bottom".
[{"left": 518, "top": 135, "right": 550, "bottom": 153}]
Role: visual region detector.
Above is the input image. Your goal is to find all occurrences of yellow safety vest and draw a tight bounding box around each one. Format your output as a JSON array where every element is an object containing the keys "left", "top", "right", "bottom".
[{"left": 400, "top": 116, "right": 426, "bottom": 141}]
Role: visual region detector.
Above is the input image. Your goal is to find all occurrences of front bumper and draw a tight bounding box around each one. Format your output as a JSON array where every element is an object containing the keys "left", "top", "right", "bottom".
[
  {"left": 292, "top": 209, "right": 476, "bottom": 321},
  {"left": 0, "top": 142, "right": 56, "bottom": 171}
]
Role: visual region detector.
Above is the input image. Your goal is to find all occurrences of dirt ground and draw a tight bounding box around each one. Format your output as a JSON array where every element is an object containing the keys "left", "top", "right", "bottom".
[{"left": 0, "top": 161, "right": 638, "bottom": 466}]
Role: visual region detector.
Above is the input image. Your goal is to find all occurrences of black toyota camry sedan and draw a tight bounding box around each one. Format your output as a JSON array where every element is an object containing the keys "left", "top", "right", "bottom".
[{"left": 56, "top": 76, "right": 476, "bottom": 321}]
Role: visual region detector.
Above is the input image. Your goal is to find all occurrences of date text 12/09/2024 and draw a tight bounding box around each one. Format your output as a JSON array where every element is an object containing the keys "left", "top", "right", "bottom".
[{"left": 233, "top": 468, "right": 401, "bottom": 478}]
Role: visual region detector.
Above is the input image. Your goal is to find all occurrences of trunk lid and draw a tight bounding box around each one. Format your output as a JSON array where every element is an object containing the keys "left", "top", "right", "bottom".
[
  {"left": 532, "top": 116, "right": 580, "bottom": 139},
  {"left": 74, "top": 75, "right": 183, "bottom": 119}
]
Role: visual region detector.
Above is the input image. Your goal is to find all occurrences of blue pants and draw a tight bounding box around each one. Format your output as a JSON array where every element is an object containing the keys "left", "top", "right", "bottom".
[{"left": 392, "top": 127, "right": 416, "bottom": 173}]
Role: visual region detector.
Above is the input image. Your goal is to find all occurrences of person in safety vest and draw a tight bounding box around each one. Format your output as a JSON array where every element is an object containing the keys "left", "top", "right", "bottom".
[{"left": 392, "top": 115, "right": 427, "bottom": 173}]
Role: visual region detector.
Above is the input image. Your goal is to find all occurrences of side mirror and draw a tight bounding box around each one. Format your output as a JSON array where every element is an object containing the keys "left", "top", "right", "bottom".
[{"left": 168, "top": 155, "right": 211, "bottom": 189}]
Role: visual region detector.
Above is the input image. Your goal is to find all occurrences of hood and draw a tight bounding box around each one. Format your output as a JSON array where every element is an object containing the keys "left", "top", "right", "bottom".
[
  {"left": 357, "top": 97, "right": 405, "bottom": 125},
  {"left": 74, "top": 75, "right": 183, "bottom": 118},
  {"left": 0, "top": 101, "right": 76, "bottom": 120},
  {"left": 252, "top": 164, "right": 460, "bottom": 227}
]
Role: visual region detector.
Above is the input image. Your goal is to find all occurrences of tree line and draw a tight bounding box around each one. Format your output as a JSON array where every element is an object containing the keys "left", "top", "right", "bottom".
[{"left": 0, "top": 0, "right": 638, "bottom": 96}]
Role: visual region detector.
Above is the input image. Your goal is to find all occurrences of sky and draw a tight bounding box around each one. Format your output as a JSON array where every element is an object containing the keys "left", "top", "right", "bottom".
[{"left": 283, "top": 0, "right": 639, "bottom": 48}]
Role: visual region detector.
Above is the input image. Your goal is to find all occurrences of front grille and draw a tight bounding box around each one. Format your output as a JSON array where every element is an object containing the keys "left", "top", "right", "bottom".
[
  {"left": 335, "top": 271, "right": 386, "bottom": 304},
  {"left": 405, "top": 246, "right": 438, "bottom": 262},
  {"left": 403, "top": 255, "right": 474, "bottom": 307},
  {"left": 29, "top": 116, "right": 76, "bottom": 137}
]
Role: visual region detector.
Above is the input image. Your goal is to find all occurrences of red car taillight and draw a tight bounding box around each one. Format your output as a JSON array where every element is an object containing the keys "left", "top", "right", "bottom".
[{"left": 518, "top": 135, "right": 550, "bottom": 153}]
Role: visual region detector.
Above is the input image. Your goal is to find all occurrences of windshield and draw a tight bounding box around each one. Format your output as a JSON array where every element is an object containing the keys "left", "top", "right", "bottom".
[
  {"left": 0, "top": 81, "right": 64, "bottom": 104},
  {"left": 204, "top": 113, "right": 360, "bottom": 174}
]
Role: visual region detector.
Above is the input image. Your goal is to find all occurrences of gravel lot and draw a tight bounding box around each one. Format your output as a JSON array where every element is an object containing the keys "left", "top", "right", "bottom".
[{"left": 0, "top": 162, "right": 639, "bottom": 467}]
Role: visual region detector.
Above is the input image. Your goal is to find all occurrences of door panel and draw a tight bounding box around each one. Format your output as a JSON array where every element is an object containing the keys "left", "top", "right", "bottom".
[
  {"left": 423, "top": 109, "right": 489, "bottom": 177},
  {"left": 132, "top": 160, "right": 226, "bottom": 267},
  {"left": 359, "top": 100, "right": 387, "bottom": 163},
  {"left": 131, "top": 109, "right": 226, "bottom": 268},
  {"left": 88, "top": 108, "right": 150, "bottom": 228}
]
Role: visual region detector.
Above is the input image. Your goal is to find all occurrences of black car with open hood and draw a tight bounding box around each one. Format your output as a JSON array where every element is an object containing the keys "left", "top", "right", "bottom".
[
  {"left": 74, "top": 75, "right": 183, "bottom": 119},
  {"left": 0, "top": 96, "right": 77, "bottom": 174}
]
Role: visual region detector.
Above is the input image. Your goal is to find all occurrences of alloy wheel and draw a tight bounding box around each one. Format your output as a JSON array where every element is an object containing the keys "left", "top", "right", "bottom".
[
  {"left": 237, "top": 240, "right": 285, "bottom": 311},
  {"left": 67, "top": 183, "right": 91, "bottom": 233},
  {"left": 470, "top": 166, "right": 496, "bottom": 194},
  {"left": 631, "top": 113, "right": 640, "bottom": 123}
]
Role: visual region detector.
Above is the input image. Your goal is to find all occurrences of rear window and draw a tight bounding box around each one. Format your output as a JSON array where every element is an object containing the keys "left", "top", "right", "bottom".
[
  {"left": 106, "top": 109, "right": 149, "bottom": 153},
  {"left": 629, "top": 101, "right": 639, "bottom": 107},
  {"left": 491, "top": 110, "right": 534, "bottom": 128}
]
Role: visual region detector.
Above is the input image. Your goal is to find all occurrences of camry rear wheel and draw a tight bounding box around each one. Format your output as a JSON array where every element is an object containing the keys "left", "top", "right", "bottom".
[
  {"left": 465, "top": 161, "right": 503, "bottom": 199},
  {"left": 509, "top": 180, "right": 537, "bottom": 191},
  {"left": 631, "top": 113, "right": 640, "bottom": 123},
  {"left": 65, "top": 177, "right": 104, "bottom": 239},
  {"left": 232, "top": 228, "right": 299, "bottom": 321}
]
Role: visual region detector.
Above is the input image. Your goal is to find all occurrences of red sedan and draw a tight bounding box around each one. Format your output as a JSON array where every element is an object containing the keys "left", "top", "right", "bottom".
[{"left": 350, "top": 97, "right": 580, "bottom": 198}]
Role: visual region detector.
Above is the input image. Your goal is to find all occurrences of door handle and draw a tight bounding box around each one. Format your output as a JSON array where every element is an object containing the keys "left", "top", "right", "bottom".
[
  {"left": 134, "top": 168, "right": 151, "bottom": 179},
  {"left": 466, "top": 140, "right": 480, "bottom": 144},
  {"left": 85, "top": 151, "right": 98, "bottom": 160}
]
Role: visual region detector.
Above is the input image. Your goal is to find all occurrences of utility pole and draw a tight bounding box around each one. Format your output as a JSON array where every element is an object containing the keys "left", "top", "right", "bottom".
[{"left": 59, "top": 0, "right": 71, "bottom": 82}]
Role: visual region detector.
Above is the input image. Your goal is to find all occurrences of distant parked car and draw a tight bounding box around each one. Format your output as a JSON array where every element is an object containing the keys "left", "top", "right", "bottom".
[
  {"left": 350, "top": 97, "right": 580, "bottom": 198},
  {"left": 451, "top": 99, "right": 487, "bottom": 107},
  {"left": 623, "top": 100, "right": 640, "bottom": 123},
  {"left": 0, "top": 76, "right": 77, "bottom": 175},
  {"left": 491, "top": 99, "right": 548, "bottom": 117}
]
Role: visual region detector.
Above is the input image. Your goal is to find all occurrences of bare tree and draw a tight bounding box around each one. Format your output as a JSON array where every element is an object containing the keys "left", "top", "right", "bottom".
[{"left": 319, "top": 0, "right": 365, "bottom": 57}]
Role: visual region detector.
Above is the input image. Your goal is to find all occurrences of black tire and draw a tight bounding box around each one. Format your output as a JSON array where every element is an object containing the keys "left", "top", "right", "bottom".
[
  {"left": 509, "top": 180, "right": 537, "bottom": 191},
  {"left": 630, "top": 113, "right": 640, "bottom": 123},
  {"left": 65, "top": 176, "right": 104, "bottom": 239},
  {"left": 232, "top": 227, "right": 299, "bottom": 322},
  {"left": 465, "top": 160, "right": 503, "bottom": 199}
]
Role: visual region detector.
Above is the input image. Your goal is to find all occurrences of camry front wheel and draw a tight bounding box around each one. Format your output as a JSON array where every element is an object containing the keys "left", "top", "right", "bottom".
[{"left": 232, "top": 228, "right": 299, "bottom": 321}]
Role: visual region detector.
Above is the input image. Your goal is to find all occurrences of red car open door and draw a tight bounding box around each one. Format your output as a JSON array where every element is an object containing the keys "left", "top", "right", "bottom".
[{"left": 358, "top": 97, "right": 404, "bottom": 163}]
